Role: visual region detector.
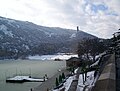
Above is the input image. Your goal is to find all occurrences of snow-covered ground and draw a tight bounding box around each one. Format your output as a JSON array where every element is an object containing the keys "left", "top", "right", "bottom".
[
  {"left": 52, "top": 70, "right": 95, "bottom": 91},
  {"left": 7, "top": 76, "right": 29, "bottom": 81},
  {"left": 74, "top": 67, "right": 79, "bottom": 74},
  {"left": 53, "top": 75, "right": 76, "bottom": 91},
  {"left": 76, "top": 71, "right": 95, "bottom": 91},
  {"left": 90, "top": 52, "right": 106, "bottom": 67},
  {"left": 90, "top": 60, "right": 99, "bottom": 67},
  {"left": 64, "top": 75, "right": 76, "bottom": 91},
  {"left": 28, "top": 54, "right": 78, "bottom": 60}
]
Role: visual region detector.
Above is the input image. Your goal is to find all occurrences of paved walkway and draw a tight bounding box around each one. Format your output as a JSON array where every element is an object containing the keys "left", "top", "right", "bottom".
[
  {"left": 68, "top": 79, "right": 78, "bottom": 91},
  {"left": 68, "top": 67, "right": 81, "bottom": 91},
  {"left": 33, "top": 69, "right": 69, "bottom": 91}
]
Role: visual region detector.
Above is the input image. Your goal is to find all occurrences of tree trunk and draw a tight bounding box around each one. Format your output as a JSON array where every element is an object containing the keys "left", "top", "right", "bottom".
[
  {"left": 86, "top": 54, "right": 90, "bottom": 61},
  {"left": 82, "top": 73, "right": 85, "bottom": 84},
  {"left": 85, "top": 72, "right": 87, "bottom": 81},
  {"left": 93, "top": 55, "right": 96, "bottom": 62}
]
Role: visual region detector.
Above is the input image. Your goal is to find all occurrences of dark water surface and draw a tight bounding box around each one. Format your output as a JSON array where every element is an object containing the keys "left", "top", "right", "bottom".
[{"left": 0, "top": 60, "right": 66, "bottom": 91}]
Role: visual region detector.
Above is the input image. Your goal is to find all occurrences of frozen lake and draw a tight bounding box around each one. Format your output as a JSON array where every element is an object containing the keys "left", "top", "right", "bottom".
[{"left": 0, "top": 59, "right": 66, "bottom": 91}]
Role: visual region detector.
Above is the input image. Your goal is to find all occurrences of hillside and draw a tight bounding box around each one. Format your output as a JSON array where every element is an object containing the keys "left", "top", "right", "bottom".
[{"left": 0, "top": 16, "right": 97, "bottom": 59}]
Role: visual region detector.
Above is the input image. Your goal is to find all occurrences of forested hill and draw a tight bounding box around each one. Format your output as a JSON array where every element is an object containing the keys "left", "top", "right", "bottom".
[{"left": 0, "top": 16, "right": 97, "bottom": 59}]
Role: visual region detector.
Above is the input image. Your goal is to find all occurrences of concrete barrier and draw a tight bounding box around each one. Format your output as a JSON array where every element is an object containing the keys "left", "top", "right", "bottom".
[{"left": 92, "top": 54, "right": 116, "bottom": 91}]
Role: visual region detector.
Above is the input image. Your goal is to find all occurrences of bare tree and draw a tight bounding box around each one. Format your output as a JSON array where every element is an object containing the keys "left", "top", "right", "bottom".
[
  {"left": 77, "top": 38, "right": 106, "bottom": 84},
  {"left": 77, "top": 38, "right": 105, "bottom": 62}
]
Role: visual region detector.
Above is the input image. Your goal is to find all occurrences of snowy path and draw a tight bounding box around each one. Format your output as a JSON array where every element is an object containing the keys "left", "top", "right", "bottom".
[{"left": 76, "top": 71, "right": 95, "bottom": 91}]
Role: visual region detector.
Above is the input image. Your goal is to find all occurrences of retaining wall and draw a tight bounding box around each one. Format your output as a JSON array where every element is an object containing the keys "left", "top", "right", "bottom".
[{"left": 92, "top": 54, "right": 116, "bottom": 91}]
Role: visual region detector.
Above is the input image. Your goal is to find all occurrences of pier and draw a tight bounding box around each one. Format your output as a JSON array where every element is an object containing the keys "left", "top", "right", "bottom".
[{"left": 6, "top": 76, "right": 47, "bottom": 83}]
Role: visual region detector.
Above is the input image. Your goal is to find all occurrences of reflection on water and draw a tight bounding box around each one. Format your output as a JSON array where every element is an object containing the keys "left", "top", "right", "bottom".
[{"left": 0, "top": 60, "right": 66, "bottom": 91}]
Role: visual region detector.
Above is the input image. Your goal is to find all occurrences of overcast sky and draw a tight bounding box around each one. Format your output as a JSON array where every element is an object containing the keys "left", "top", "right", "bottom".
[{"left": 0, "top": 0, "right": 120, "bottom": 38}]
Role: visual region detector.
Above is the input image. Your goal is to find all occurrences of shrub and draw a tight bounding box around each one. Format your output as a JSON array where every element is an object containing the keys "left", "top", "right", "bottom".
[
  {"left": 59, "top": 75, "right": 62, "bottom": 83},
  {"left": 62, "top": 72, "right": 65, "bottom": 80},
  {"left": 55, "top": 77, "right": 59, "bottom": 87}
]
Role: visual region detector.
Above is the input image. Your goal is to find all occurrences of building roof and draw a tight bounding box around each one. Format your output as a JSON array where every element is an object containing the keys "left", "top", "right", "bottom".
[{"left": 66, "top": 57, "right": 80, "bottom": 61}]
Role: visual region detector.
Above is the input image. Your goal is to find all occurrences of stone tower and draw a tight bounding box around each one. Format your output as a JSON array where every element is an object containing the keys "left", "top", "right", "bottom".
[{"left": 77, "top": 26, "right": 79, "bottom": 32}]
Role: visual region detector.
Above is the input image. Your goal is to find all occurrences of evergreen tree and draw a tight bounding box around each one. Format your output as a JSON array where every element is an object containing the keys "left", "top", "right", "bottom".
[
  {"left": 59, "top": 75, "right": 62, "bottom": 83},
  {"left": 55, "top": 78, "right": 59, "bottom": 87},
  {"left": 62, "top": 72, "right": 65, "bottom": 80}
]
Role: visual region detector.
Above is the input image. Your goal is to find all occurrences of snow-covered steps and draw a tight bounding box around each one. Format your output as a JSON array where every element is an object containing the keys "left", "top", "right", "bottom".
[{"left": 6, "top": 76, "right": 48, "bottom": 83}]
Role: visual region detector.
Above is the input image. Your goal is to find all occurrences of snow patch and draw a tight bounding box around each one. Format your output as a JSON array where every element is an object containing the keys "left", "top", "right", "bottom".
[
  {"left": 70, "top": 33, "right": 76, "bottom": 38},
  {"left": 7, "top": 19, "right": 19, "bottom": 28},
  {"left": 74, "top": 68, "right": 79, "bottom": 74},
  {"left": 14, "top": 49, "right": 18, "bottom": 52},
  {"left": 90, "top": 60, "right": 99, "bottom": 67},
  {"left": 84, "top": 71, "right": 95, "bottom": 86},
  {"left": 0, "top": 24, "right": 7, "bottom": 30},
  {"left": 44, "top": 31, "right": 55, "bottom": 37},
  {"left": 28, "top": 54, "right": 78, "bottom": 60},
  {"left": 8, "top": 76, "right": 29, "bottom": 81},
  {"left": 0, "top": 35, "right": 3, "bottom": 39},
  {"left": 16, "top": 25, "right": 20, "bottom": 28},
  {"left": 20, "top": 37, "right": 25, "bottom": 40},
  {"left": 0, "top": 17, "right": 7, "bottom": 21},
  {"left": 22, "top": 44, "right": 29, "bottom": 50},
  {"left": 0, "top": 24, "right": 14, "bottom": 37},
  {"left": 7, "top": 19, "right": 15, "bottom": 23},
  {"left": 90, "top": 53, "right": 105, "bottom": 67},
  {"left": 53, "top": 75, "right": 76, "bottom": 91},
  {"left": 76, "top": 71, "right": 95, "bottom": 91},
  {"left": 25, "top": 45, "right": 29, "bottom": 50},
  {"left": 64, "top": 75, "right": 76, "bottom": 91},
  {"left": 49, "top": 33, "right": 55, "bottom": 37},
  {"left": 3, "top": 42, "right": 10, "bottom": 45},
  {"left": 0, "top": 17, "right": 3, "bottom": 20},
  {"left": 7, "top": 76, "right": 46, "bottom": 82}
]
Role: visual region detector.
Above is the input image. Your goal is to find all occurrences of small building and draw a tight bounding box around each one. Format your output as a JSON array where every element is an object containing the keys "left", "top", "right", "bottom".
[{"left": 66, "top": 57, "right": 81, "bottom": 68}]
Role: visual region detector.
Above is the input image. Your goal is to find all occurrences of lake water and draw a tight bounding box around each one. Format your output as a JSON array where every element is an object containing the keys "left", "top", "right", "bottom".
[{"left": 0, "top": 60, "right": 66, "bottom": 91}]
